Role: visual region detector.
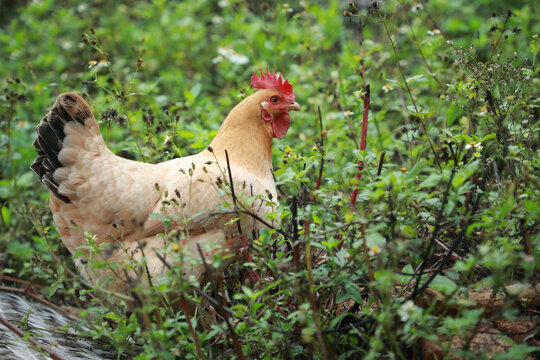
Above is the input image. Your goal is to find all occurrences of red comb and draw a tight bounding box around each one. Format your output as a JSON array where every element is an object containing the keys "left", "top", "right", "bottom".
[{"left": 251, "top": 68, "right": 295, "bottom": 101}]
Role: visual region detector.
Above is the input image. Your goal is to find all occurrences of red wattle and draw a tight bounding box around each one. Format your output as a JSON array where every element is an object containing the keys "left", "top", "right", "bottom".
[{"left": 272, "top": 112, "right": 291, "bottom": 139}]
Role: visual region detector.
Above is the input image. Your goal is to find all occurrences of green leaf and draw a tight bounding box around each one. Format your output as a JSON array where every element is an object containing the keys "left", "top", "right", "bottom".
[
  {"left": 452, "top": 160, "right": 478, "bottom": 188},
  {"left": 523, "top": 200, "right": 539, "bottom": 215},
  {"left": 406, "top": 74, "right": 425, "bottom": 83},
  {"left": 7, "top": 240, "right": 33, "bottom": 258},
  {"left": 104, "top": 312, "right": 123, "bottom": 322},
  {"left": 251, "top": 302, "right": 264, "bottom": 317},
  {"left": 15, "top": 172, "right": 34, "bottom": 188},
  {"left": 148, "top": 213, "right": 171, "bottom": 227},
  {"left": 49, "top": 280, "right": 64, "bottom": 297},
  {"left": 397, "top": 264, "right": 415, "bottom": 284},
  {"left": 1, "top": 206, "right": 10, "bottom": 227},
  {"left": 178, "top": 130, "right": 195, "bottom": 139},
  {"left": 191, "top": 83, "right": 202, "bottom": 98},
  {"left": 418, "top": 173, "right": 442, "bottom": 188},
  {"left": 430, "top": 275, "right": 458, "bottom": 295},
  {"left": 0, "top": 186, "right": 10, "bottom": 199},
  {"left": 446, "top": 103, "right": 461, "bottom": 127},
  {"left": 344, "top": 209, "right": 353, "bottom": 223},
  {"left": 183, "top": 89, "right": 195, "bottom": 103}
]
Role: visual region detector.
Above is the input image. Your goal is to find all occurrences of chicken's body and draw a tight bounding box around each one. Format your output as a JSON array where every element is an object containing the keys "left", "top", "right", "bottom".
[{"left": 31, "top": 70, "right": 299, "bottom": 296}]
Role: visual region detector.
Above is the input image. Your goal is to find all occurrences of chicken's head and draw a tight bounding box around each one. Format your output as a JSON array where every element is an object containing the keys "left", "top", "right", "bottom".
[{"left": 251, "top": 68, "right": 300, "bottom": 139}]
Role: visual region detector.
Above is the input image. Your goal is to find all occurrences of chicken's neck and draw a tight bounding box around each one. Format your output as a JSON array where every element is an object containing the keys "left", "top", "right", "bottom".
[{"left": 207, "top": 101, "right": 274, "bottom": 181}]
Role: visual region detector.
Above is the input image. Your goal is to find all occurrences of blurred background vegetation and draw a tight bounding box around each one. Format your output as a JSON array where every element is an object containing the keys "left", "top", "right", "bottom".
[{"left": 0, "top": 0, "right": 538, "bottom": 359}]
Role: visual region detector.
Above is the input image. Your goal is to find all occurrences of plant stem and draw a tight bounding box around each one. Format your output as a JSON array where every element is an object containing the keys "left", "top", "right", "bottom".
[
  {"left": 377, "top": 8, "right": 443, "bottom": 171},
  {"left": 350, "top": 85, "right": 370, "bottom": 206}
]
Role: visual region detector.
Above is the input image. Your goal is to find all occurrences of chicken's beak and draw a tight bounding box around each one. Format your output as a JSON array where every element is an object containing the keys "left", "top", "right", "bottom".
[{"left": 287, "top": 102, "right": 301, "bottom": 111}]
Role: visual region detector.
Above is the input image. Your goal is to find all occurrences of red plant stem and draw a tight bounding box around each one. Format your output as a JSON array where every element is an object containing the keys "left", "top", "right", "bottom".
[
  {"left": 314, "top": 106, "right": 325, "bottom": 195},
  {"left": 315, "top": 161, "right": 324, "bottom": 194},
  {"left": 0, "top": 314, "right": 65, "bottom": 360},
  {"left": 350, "top": 86, "right": 370, "bottom": 206},
  {"left": 0, "top": 275, "right": 43, "bottom": 288}
]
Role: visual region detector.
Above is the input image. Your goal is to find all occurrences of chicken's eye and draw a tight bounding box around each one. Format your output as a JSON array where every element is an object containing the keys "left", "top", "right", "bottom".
[{"left": 270, "top": 96, "right": 280, "bottom": 104}]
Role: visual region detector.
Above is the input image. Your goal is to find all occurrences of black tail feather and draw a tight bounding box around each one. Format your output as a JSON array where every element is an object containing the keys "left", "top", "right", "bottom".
[
  {"left": 42, "top": 157, "right": 56, "bottom": 173},
  {"left": 37, "top": 121, "right": 63, "bottom": 155},
  {"left": 31, "top": 93, "right": 92, "bottom": 204},
  {"left": 42, "top": 173, "right": 71, "bottom": 204},
  {"left": 48, "top": 112, "right": 67, "bottom": 140},
  {"left": 30, "top": 155, "right": 46, "bottom": 177}
]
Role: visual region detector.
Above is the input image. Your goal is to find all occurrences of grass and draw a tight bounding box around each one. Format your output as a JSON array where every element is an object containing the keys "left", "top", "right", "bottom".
[{"left": 0, "top": 0, "right": 539, "bottom": 359}]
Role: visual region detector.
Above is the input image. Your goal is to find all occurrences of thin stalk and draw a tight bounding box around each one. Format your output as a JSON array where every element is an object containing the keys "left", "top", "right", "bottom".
[
  {"left": 376, "top": 9, "right": 442, "bottom": 171},
  {"left": 488, "top": 11, "right": 512, "bottom": 63},
  {"left": 314, "top": 106, "right": 325, "bottom": 193},
  {"left": 350, "top": 85, "right": 371, "bottom": 206},
  {"left": 405, "top": 14, "right": 444, "bottom": 90}
]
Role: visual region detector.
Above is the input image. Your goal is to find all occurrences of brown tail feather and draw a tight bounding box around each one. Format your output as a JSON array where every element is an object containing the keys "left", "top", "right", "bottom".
[{"left": 31, "top": 93, "right": 94, "bottom": 204}]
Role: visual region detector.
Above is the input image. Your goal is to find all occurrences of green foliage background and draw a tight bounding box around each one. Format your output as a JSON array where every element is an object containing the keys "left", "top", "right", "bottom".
[{"left": 0, "top": 0, "right": 538, "bottom": 359}]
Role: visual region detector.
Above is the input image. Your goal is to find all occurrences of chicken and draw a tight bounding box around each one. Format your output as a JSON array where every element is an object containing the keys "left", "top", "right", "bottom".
[{"left": 31, "top": 69, "right": 300, "bottom": 297}]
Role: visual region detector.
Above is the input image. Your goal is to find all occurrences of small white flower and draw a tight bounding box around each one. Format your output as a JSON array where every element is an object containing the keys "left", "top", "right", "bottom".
[
  {"left": 211, "top": 16, "right": 223, "bottom": 24},
  {"left": 382, "top": 84, "right": 393, "bottom": 93},
  {"left": 327, "top": 113, "right": 339, "bottom": 120},
  {"left": 427, "top": 29, "right": 440, "bottom": 36},
  {"left": 85, "top": 233, "right": 98, "bottom": 243},
  {"left": 218, "top": 0, "right": 229, "bottom": 8},
  {"left": 88, "top": 60, "right": 97, "bottom": 68},
  {"left": 229, "top": 52, "right": 249, "bottom": 65},
  {"left": 465, "top": 141, "right": 482, "bottom": 151},
  {"left": 344, "top": 110, "right": 354, "bottom": 116},
  {"left": 283, "top": 3, "right": 294, "bottom": 13},
  {"left": 96, "top": 59, "right": 109, "bottom": 69},
  {"left": 215, "top": 47, "right": 249, "bottom": 65},
  {"left": 398, "top": 300, "right": 417, "bottom": 322},
  {"left": 217, "top": 47, "right": 230, "bottom": 57},
  {"left": 368, "top": 245, "right": 381, "bottom": 256},
  {"left": 17, "top": 120, "right": 29, "bottom": 129},
  {"left": 164, "top": 135, "right": 171, "bottom": 145},
  {"left": 77, "top": 4, "right": 87, "bottom": 12},
  {"left": 353, "top": 90, "right": 364, "bottom": 99},
  {"left": 479, "top": 106, "right": 487, "bottom": 116},
  {"left": 411, "top": 2, "right": 423, "bottom": 13},
  {"left": 61, "top": 41, "right": 73, "bottom": 50},
  {"left": 474, "top": 151, "right": 481, "bottom": 158}
]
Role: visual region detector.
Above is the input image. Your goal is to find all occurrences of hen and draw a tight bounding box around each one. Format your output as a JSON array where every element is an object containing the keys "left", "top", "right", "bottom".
[{"left": 31, "top": 69, "right": 299, "bottom": 297}]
